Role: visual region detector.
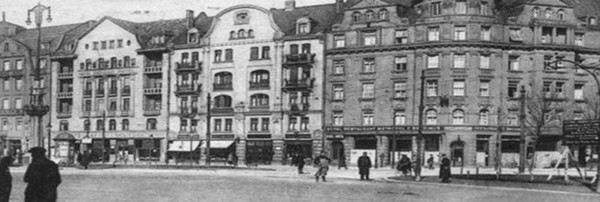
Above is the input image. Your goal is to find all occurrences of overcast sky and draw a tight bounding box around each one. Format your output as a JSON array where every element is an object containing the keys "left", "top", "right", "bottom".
[{"left": 2, "top": 0, "right": 335, "bottom": 27}]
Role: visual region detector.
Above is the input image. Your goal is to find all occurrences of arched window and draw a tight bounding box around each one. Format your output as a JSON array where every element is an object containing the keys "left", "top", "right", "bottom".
[
  {"left": 426, "top": 109, "right": 437, "bottom": 125},
  {"left": 532, "top": 7, "right": 540, "bottom": 18},
  {"left": 352, "top": 11, "right": 361, "bottom": 22},
  {"left": 479, "top": 109, "right": 489, "bottom": 125},
  {"left": 238, "top": 29, "right": 246, "bottom": 38},
  {"left": 557, "top": 9, "right": 565, "bottom": 20},
  {"left": 214, "top": 95, "right": 232, "bottom": 108},
  {"left": 452, "top": 109, "right": 465, "bottom": 125},
  {"left": 214, "top": 72, "right": 233, "bottom": 84},
  {"left": 146, "top": 118, "right": 157, "bottom": 130},
  {"left": 250, "top": 94, "right": 269, "bottom": 107},
  {"left": 379, "top": 9, "right": 388, "bottom": 20},
  {"left": 545, "top": 8, "right": 552, "bottom": 18},
  {"left": 109, "top": 119, "right": 116, "bottom": 131},
  {"left": 96, "top": 119, "right": 104, "bottom": 131},
  {"left": 85, "top": 59, "right": 92, "bottom": 70},
  {"left": 98, "top": 58, "right": 105, "bottom": 69},
  {"left": 248, "top": 29, "right": 254, "bottom": 38},
  {"left": 230, "top": 31, "right": 236, "bottom": 39},
  {"left": 250, "top": 70, "right": 270, "bottom": 83},
  {"left": 122, "top": 119, "right": 129, "bottom": 130},
  {"left": 110, "top": 57, "right": 117, "bottom": 69},
  {"left": 365, "top": 10, "right": 375, "bottom": 21}
]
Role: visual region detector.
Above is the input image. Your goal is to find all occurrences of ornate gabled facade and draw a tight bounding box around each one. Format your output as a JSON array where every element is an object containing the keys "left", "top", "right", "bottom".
[{"left": 324, "top": 0, "right": 600, "bottom": 168}]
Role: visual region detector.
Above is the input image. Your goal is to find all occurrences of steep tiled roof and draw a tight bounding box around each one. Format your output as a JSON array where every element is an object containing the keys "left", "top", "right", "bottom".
[
  {"left": 53, "top": 21, "right": 96, "bottom": 56},
  {"left": 171, "top": 12, "right": 213, "bottom": 46},
  {"left": 12, "top": 23, "right": 83, "bottom": 55},
  {"left": 271, "top": 3, "right": 340, "bottom": 38},
  {"left": 345, "top": 0, "right": 411, "bottom": 8}
]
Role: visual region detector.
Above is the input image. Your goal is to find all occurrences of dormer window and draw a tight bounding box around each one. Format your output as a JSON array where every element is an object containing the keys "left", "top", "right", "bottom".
[
  {"left": 557, "top": 9, "right": 565, "bottom": 20},
  {"left": 230, "top": 31, "right": 236, "bottom": 39},
  {"left": 589, "top": 17, "right": 597, "bottom": 25},
  {"left": 188, "top": 29, "right": 198, "bottom": 43},
  {"left": 352, "top": 12, "right": 361, "bottom": 22},
  {"left": 365, "top": 10, "right": 375, "bottom": 21},
  {"left": 296, "top": 18, "right": 311, "bottom": 34},
  {"left": 545, "top": 8, "right": 552, "bottom": 19},
  {"left": 379, "top": 9, "right": 388, "bottom": 20},
  {"left": 532, "top": 7, "right": 540, "bottom": 18},
  {"left": 298, "top": 23, "right": 309, "bottom": 34},
  {"left": 248, "top": 29, "right": 254, "bottom": 37},
  {"left": 431, "top": 2, "right": 442, "bottom": 15}
]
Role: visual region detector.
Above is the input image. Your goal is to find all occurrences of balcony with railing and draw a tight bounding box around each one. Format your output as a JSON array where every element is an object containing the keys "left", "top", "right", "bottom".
[
  {"left": 57, "top": 91, "right": 73, "bottom": 99},
  {"left": 83, "top": 89, "right": 93, "bottom": 98},
  {"left": 56, "top": 110, "right": 72, "bottom": 118},
  {"left": 144, "top": 64, "right": 163, "bottom": 74},
  {"left": 143, "top": 87, "right": 162, "bottom": 95},
  {"left": 289, "top": 103, "right": 310, "bottom": 115},
  {"left": 175, "top": 84, "right": 202, "bottom": 95},
  {"left": 283, "top": 78, "right": 315, "bottom": 91},
  {"left": 284, "top": 53, "right": 316, "bottom": 65},
  {"left": 96, "top": 88, "right": 105, "bottom": 97},
  {"left": 108, "top": 88, "right": 118, "bottom": 97},
  {"left": 57, "top": 72, "right": 73, "bottom": 79},
  {"left": 211, "top": 107, "right": 234, "bottom": 114},
  {"left": 249, "top": 81, "right": 269, "bottom": 90},
  {"left": 175, "top": 61, "right": 202, "bottom": 73},
  {"left": 248, "top": 105, "right": 270, "bottom": 112},
  {"left": 0, "top": 109, "right": 24, "bottom": 116},
  {"left": 179, "top": 107, "right": 199, "bottom": 116},
  {"left": 213, "top": 83, "right": 233, "bottom": 91},
  {"left": 121, "top": 87, "right": 131, "bottom": 96},
  {"left": 143, "top": 108, "right": 161, "bottom": 116}
]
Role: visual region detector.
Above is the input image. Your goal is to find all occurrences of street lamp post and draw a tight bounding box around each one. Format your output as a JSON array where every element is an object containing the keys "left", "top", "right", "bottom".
[
  {"left": 23, "top": 3, "right": 51, "bottom": 153},
  {"left": 46, "top": 123, "right": 52, "bottom": 158},
  {"left": 415, "top": 69, "right": 426, "bottom": 181},
  {"left": 546, "top": 58, "right": 600, "bottom": 192},
  {"left": 206, "top": 93, "right": 212, "bottom": 167}
]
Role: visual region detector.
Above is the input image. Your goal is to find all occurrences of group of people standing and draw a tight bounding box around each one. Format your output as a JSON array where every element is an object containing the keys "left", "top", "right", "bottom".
[{"left": 0, "top": 147, "right": 62, "bottom": 202}]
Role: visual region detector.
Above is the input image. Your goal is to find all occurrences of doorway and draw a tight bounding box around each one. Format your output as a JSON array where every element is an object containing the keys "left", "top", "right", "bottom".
[{"left": 450, "top": 140, "right": 464, "bottom": 167}]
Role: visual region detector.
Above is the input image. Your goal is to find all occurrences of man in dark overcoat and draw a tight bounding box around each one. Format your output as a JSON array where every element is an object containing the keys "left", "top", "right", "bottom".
[
  {"left": 439, "top": 154, "right": 451, "bottom": 183},
  {"left": 357, "top": 152, "right": 372, "bottom": 180},
  {"left": 24, "top": 147, "right": 62, "bottom": 202}
]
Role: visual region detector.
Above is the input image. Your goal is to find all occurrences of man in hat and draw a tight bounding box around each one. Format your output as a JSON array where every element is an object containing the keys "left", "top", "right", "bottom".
[
  {"left": 357, "top": 152, "right": 372, "bottom": 180},
  {"left": 24, "top": 147, "right": 62, "bottom": 202},
  {"left": 439, "top": 154, "right": 451, "bottom": 183}
]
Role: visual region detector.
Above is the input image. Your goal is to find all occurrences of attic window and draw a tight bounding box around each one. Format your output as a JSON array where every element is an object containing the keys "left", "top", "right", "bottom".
[
  {"left": 234, "top": 11, "right": 250, "bottom": 25},
  {"left": 379, "top": 9, "right": 388, "bottom": 20},
  {"left": 532, "top": 7, "right": 539, "bottom": 18},
  {"left": 365, "top": 10, "right": 375, "bottom": 21},
  {"left": 188, "top": 29, "right": 198, "bottom": 43},
  {"left": 589, "top": 17, "right": 597, "bottom": 25},
  {"left": 41, "top": 42, "right": 51, "bottom": 50},
  {"left": 557, "top": 9, "right": 565, "bottom": 20},
  {"left": 298, "top": 23, "right": 309, "bottom": 34},
  {"left": 352, "top": 12, "right": 361, "bottom": 22},
  {"left": 545, "top": 8, "right": 552, "bottom": 19}
]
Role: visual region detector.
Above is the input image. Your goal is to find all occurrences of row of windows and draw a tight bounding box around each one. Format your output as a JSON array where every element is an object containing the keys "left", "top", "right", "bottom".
[
  {"left": 2, "top": 78, "right": 24, "bottom": 91},
  {"left": 351, "top": 9, "right": 389, "bottom": 23},
  {"left": 532, "top": 7, "right": 566, "bottom": 20},
  {"left": 79, "top": 118, "right": 141, "bottom": 131},
  {"left": 422, "top": 1, "right": 489, "bottom": 16},
  {"left": 1, "top": 97, "right": 22, "bottom": 110},
  {"left": 332, "top": 81, "right": 585, "bottom": 100},
  {"left": 86, "top": 39, "right": 131, "bottom": 50},
  {"left": 79, "top": 56, "right": 137, "bottom": 70},
  {"left": 0, "top": 117, "right": 24, "bottom": 131},
  {"left": 82, "top": 98, "right": 131, "bottom": 112},
  {"left": 332, "top": 109, "right": 491, "bottom": 126},
  {"left": 179, "top": 118, "right": 199, "bottom": 132},
  {"left": 1, "top": 59, "right": 25, "bottom": 71},
  {"left": 229, "top": 29, "right": 254, "bottom": 39}
]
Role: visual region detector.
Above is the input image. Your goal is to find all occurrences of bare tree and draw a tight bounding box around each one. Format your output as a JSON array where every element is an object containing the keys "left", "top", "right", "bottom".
[{"left": 523, "top": 87, "right": 561, "bottom": 174}]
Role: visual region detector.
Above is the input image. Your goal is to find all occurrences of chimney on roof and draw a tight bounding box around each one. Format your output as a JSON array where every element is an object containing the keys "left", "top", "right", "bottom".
[
  {"left": 336, "top": 0, "right": 344, "bottom": 13},
  {"left": 186, "top": 10, "right": 195, "bottom": 29},
  {"left": 285, "top": 0, "right": 296, "bottom": 11}
]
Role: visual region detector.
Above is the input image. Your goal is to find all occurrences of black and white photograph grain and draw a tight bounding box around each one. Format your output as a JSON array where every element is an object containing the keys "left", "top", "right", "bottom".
[{"left": 0, "top": 0, "right": 599, "bottom": 201}]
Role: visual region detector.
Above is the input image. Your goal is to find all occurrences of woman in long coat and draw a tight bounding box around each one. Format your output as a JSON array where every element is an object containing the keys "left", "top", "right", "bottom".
[
  {"left": 0, "top": 156, "right": 14, "bottom": 202},
  {"left": 439, "top": 154, "right": 451, "bottom": 183}
]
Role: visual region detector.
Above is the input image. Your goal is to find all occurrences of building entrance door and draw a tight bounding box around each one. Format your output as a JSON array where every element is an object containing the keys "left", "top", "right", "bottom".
[
  {"left": 331, "top": 141, "right": 344, "bottom": 160},
  {"left": 246, "top": 140, "right": 273, "bottom": 165},
  {"left": 450, "top": 140, "right": 464, "bottom": 167}
]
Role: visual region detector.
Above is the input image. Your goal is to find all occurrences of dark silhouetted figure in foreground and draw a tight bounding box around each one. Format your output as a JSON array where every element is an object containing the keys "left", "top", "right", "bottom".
[
  {"left": 314, "top": 152, "right": 331, "bottom": 182},
  {"left": 0, "top": 156, "right": 14, "bottom": 202},
  {"left": 24, "top": 147, "right": 62, "bottom": 202},
  {"left": 439, "top": 154, "right": 451, "bottom": 183},
  {"left": 357, "top": 152, "right": 372, "bottom": 180}
]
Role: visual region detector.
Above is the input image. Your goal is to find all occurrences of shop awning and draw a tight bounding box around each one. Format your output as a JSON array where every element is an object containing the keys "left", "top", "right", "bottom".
[
  {"left": 54, "top": 133, "right": 75, "bottom": 140},
  {"left": 168, "top": 141, "right": 201, "bottom": 152},
  {"left": 200, "top": 140, "right": 234, "bottom": 149}
]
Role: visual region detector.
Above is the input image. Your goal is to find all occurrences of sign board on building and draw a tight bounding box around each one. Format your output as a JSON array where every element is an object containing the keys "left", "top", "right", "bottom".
[{"left": 563, "top": 119, "right": 600, "bottom": 145}]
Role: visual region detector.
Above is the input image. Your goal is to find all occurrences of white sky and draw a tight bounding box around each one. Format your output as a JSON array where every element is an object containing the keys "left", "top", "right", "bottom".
[{"left": 1, "top": 0, "right": 335, "bottom": 27}]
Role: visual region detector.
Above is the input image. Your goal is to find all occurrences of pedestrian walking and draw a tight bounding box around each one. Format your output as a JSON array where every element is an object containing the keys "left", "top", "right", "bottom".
[
  {"left": 357, "top": 152, "right": 372, "bottom": 180},
  {"left": 295, "top": 153, "right": 305, "bottom": 174},
  {"left": 338, "top": 154, "right": 348, "bottom": 170},
  {"left": 397, "top": 155, "right": 412, "bottom": 176},
  {"left": 313, "top": 151, "right": 331, "bottom": 182},
  {"left": 24, "top": 147, "right": 62, "bottom": 202},
  {"left": 80, "top": 150, "right": 91, "bottom": 169},
  {"left": 439, "top": 154, "right": 451, "bottom": 183},
  {"left": 0, "top": 156, "right": 14, "bottom": 202},
  {"left": 427, "top": 154, "right": 435, "bottom": 170}
]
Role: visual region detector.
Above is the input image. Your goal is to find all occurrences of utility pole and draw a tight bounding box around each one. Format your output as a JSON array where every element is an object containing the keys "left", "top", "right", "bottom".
[
  {"left": 102, "top": 111, "right": 106, "bottom": 164},
  {"left": 205, "top": 93, "right": 211, "bottom": 167},
  {"left": 518, "top": 86, "right": 526, "bottom": 174},
  {"left": 415, "top": 69, "right": 426, "bottom": 181}
]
